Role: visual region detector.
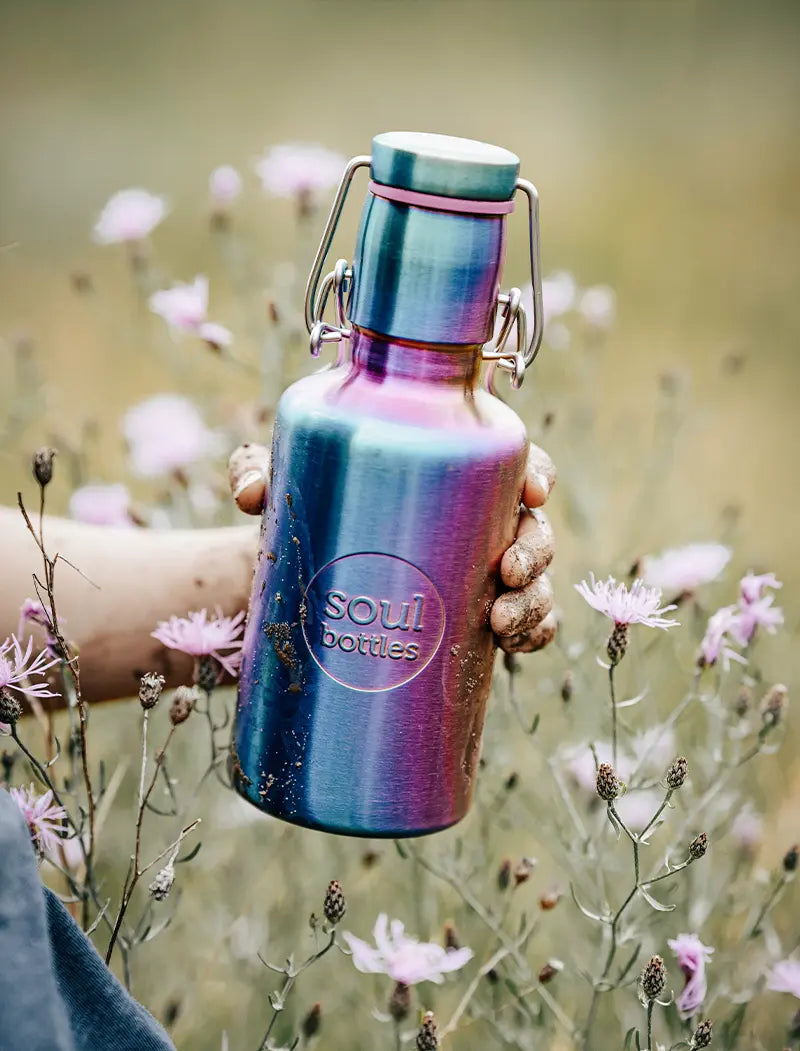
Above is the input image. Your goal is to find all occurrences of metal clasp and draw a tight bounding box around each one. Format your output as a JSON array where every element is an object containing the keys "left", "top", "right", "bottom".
[
  {"left": 305, "top": 160, "right": 543, "bottom": 390},
  {"left": 304, "top": 156, "right": 370, "bottom": 354},
  {"left": 481, "top": 178, "right": 543, "bottom": 389}
]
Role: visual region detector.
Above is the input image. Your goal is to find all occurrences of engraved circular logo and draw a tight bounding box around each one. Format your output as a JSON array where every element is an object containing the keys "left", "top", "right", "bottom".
[{"left": 302, "top": 552, "right": 445, "bottom": 693}]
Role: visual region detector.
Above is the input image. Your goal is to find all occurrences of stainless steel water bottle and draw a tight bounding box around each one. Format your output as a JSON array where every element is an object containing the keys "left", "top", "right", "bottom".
[{"left": 233, "top": 132, "right": 543, "bottom": 836}]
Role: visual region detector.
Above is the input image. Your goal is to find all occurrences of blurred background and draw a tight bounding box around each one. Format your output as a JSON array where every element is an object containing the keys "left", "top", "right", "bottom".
[{"left": 1, "top": 1, "right": 799, "bottom": 1047}]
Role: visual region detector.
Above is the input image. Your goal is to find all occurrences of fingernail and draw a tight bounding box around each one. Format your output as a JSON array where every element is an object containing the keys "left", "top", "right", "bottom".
[
  {"left": 534, "top": 472, "right": 551, "bottom": 496},
  {"left": 233, "top": 471, "right": 264, "bottom": 500}
]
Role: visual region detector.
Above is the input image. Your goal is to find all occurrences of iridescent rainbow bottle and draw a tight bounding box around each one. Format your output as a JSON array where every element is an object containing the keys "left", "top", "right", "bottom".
[{"left": 233, "top": 132, "right": 543, "bottom": 836}]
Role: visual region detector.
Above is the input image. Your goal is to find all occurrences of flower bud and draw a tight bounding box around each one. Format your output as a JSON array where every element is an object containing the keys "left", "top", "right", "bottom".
[
  {"left": 606, "top": 623, "right": 629, "bottom": 666},
  {"left": 388, "top": 981, "right": 411, "bottom": 1022},
  {"left": 0, "top": 688, "right": 23, "bottom": 726},
  {"left": 139, "top": 672, "right": 165, "bottom": 711},
  {"left": 32, "top": 447, "right": 56, "bottom": 487},
  {"left": 443, "top": 923, "right": 460, "bottom": 951},
  {"left": 689, "top": 832, "right": 708, "bottom": 860},
  {"left": 169, "top": 686, "right": 197, "bottom": 726},
  {"left": 301, "top": 1003, "right": 322, "bottom": 1040},
  {"left": 690, "top": 1018, "right": 713, "bottom": 1048},
  {"left": 596, "top": 762, "right": 621, "bottom": 802},
  {"left": 539, "top": 889, "right": 561, "bottom": 911},
  {"left": 640, "top": 954, "right": 666, "bottom": 1001},
  {"left": 538, "top": 961, "right": 561, "bottom": 984},
  {"left": 497, "top": 858, "right": 512, "bottom": 892},
  {"left": 666, "top": 756, "right": 688, "bottom": 790},
  {"left": 323, "top": 879, "right": 346, "bottom": 925},
  {"left": 761, "top": 684, "right": 788, "bottom": 728},
  {"left": 416, "top": 1011, "right": 438, "bottom": 1051},
  {"left": 560, "top": 670, "right": 574, "bottom": 703},
  {"left": 194, "top": 655, "right": 220, "bottom": 694},
  {"left": 783, "top": 844, "right": 799, "bottom": 873}
]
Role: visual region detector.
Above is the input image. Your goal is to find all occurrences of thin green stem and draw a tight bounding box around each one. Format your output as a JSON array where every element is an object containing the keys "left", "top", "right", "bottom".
[
  {"left": 748, "top": 873, "right": 789, "bottom": 938},
  {"left": 609, "top": 664, "right": 618, "bottom": 769},
  {"left": 646, "top": 1000, "right": 654, "bottom": 1050}
]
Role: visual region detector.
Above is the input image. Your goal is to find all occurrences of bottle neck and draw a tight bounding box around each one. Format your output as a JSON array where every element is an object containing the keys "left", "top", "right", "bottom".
[{"left": 350, "top": 327, "right": 481, "bottom": 387}]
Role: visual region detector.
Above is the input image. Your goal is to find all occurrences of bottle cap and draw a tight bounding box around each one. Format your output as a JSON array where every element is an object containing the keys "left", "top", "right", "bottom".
[{"left": 371, "top": 132, "right": 519, "bottom": 202}]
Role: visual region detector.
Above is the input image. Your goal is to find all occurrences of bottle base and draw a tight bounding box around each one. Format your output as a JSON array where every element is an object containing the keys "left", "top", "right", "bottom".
[{"left": 232, "top": 776, "right": 466, "bottom": 839}]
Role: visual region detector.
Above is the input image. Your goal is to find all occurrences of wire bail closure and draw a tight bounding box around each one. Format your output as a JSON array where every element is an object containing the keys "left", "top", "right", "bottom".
[{"left": 303, "top": 158, "right": 543, "bottom": 388}]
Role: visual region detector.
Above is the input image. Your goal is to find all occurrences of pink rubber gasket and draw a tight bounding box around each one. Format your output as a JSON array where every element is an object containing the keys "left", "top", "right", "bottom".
[{"left": 368, "top": 179, "right": 515, "bottom": 216}]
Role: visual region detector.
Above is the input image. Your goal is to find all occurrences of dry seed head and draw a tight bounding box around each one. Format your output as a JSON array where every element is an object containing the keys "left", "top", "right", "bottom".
[
  {"left": 139, "top": 672, "right": 165, "bottom": 711},
  {"left": 323, "top": 879, "right": 346, "bottom": 925},
  {"left": 596, "top": 762, "right": 621, "bottom": 802},
  {"left": 606, "top": 622, "right": 629, "bottom": 666},
  {"left": 538, "top": 962, "right": 558, "bottom": 984},
  {"left": 149, "top": 863, "right": 175, "bottom": 901},
  {"left": 666, "top": 755, "right": 688, "bottom": 789},
  {"left": 761, "top": 683, "right": 788, "bottom": 728},
  {"left": 32, "top": 447, "right": 56, "bottom": 487},
  {"left": 0, "top": 688, "right": 23, "bottom": 726},
  {"left": 690, "top": 1018, "right": 713, "bottom": 1048},
  {"left": 169, "top": 686, "right": 197, "bottom": 726},
  {"left": 539, "top": 889, "right": 561, "bottom": 911},
  {"left": 416, "top": 1011, "right": 438, "bottom": 1051},
  {"left": 388, "top": 981, "right": 411, "bottom": 1022},
  {"left": 641, "top": 954, "right": 666, "bottom": 1001},
  {"left": 735, "top": 685, "right": 751, "bottom": 717},
  {"left": 689, "top": 832, "right": 708, "bottom": 860},
  {"left": 513, "top": 856, "right": 537, "bottom": 887}
]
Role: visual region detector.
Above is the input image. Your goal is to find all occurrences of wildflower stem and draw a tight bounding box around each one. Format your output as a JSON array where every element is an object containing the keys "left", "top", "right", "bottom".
[
  {"left": 257, "top": 930, "right": 336, "bottom": 1050},
  {"left": 748, "top": 873, "right": 789, "bottom": 938},
  {"left": 641, "top": 859, "right": 691, "bottom": 887},
  {"left": 609, "top": 664, "right": 618, "bottom": 768},
  {"left": 638, "top": 789, "right": 673, "bottom": 841},
  {"left": 646, "top": 1000, "right": 654, "bottom": 1050}
]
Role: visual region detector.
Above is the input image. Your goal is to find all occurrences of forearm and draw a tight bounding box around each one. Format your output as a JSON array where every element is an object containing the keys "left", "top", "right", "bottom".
[{"left": 1, "top": 507, "right": 258, "bottom": 703}]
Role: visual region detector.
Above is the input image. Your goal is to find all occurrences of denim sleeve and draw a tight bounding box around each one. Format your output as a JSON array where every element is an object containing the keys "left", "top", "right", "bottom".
[{"left": 0, "top": 788, "right": 175, "bottom": 1051}]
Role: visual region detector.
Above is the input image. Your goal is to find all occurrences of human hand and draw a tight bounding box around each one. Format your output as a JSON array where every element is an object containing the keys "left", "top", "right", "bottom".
[{"left": 228, "top": 440, "right": 557, "bottom": 655}]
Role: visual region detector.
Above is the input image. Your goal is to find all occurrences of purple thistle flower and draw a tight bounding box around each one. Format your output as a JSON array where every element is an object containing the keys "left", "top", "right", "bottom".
[
  {"left": 0, "top": 634, "right": 60, "bottom": 701},
  {"left": 69, "top": 484, "right": 133, "bottom": 528},
  {"left": 121, "top": 394, "right": 219, "bottom": 478},
  {"left": 699, "top": 605, "right": 745, "bottom": 668},
  {"left": 767, "top": 958, "right": 800, "bottom": 998},
  {"left": 574, "top": 574, "right": 678, "bottom": 629},
  {"left": 149, "top": 275, "right": 233, "bottom": 349},
  {"left": 642, "top": 542, "right": 731, "bottom": 594},
  {"left": 342, "top": 914, "right": 473, "bottom": 986},
  {"left": 9, "top": 783, "right": 67, "bottom": 856},
  {"left": 93, "top": 188, "right": 168, "bottom": 244},
  {"left": 151, "top": 608, "right": 245, "bottom": 677},
  {"left": 255, "top": 143, "right": 345, "bottom": 200},
  {"left": 668, "top": 933, "right": 714, "bottom": 1018},
  {"left": 209, "top": 165, "right": 242, "bottom": 206}
]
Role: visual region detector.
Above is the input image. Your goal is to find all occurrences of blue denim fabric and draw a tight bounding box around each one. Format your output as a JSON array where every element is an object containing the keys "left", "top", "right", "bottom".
[{"left": 0, "top": 788, "right": 175, "bottom": 1051}]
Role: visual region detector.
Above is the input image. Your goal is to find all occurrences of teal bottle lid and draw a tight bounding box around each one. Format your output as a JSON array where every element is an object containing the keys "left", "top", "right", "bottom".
[{"left": 371, "top": 131, "right": 520, "bottom": 202}]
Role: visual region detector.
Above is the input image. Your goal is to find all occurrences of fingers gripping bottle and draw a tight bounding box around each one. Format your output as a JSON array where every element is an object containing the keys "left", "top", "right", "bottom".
[{"left": 233, "top": 132, "right": 544, "bottom": 836}]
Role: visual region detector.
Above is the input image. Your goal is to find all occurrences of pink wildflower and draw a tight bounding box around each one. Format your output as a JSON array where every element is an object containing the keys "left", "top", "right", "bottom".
[
  {"left": 739, "top": 571, "right": 782, "bottom": 604},
  {"left": 699, "top": 605, "right": 744, "bottom": 668},
  {"left": 342, "top": 914, "right": 473, "bottom": 985},
  {"left": 152, "top": 608, "right": 245, "bottom": 677},
  {"left": 730, "top": 571, "right": 783, "bottom": 646},
  {"left": 93, "top": 189, "right": 168, "bottom": 244},
  {"left": 578, "top": 285, "right": 616, "bottom": 328},
  {"left": 121, "top": 394, "right": 218, "bottom": 478},
  {"left": 575, "top": 574, "right": 678, "bottom": 629},
  {"left": 9, "top": 783, "right": 67, "bottom": 855},
  {"left": 149, "top": 276, "right": 233, "bottom": 348},
  {"left": 668, "top": 933, "right": 714, "bottom": 1018},
  {"left": 541, "top": 271, "right": 576, "bottom": 324},
  {"left": 767, "top": 958, "right": 800, "bottom": 998},
  {"left": 69, "top": 484, "right": 132, "bottom": 528},
  {"left": 0, "top": 635, "right": 60, "bottom": 700},
  {"left": 209, "top": 165, "right": 242, "bottom": 206},
  {"left": 642, "top": 543, "right": 731, "bottom": 594},
  {"left": 730, "top": 805, "right": 763, "bottom": 852},
  {"left": 255, "top": 143, "right": 345, "bottom": 200}
]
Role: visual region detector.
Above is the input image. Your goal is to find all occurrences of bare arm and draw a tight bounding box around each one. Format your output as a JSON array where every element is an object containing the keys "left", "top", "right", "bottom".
[{"left": 1, "top": 506, "right": 257, "bottom": 703}]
